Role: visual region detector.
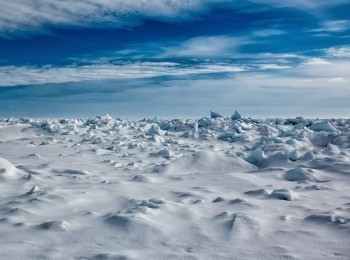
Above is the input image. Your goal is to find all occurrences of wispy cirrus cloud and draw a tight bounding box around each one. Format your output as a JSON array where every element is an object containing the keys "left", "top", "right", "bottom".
[
  {"left": 0, "top": 0, "right": 348, "bottom": 38},
  {"left": 2, "top": 31, "right": 350, "bottom": 88},
  {"left": 0, "top": 0, "right": 234, "bottom": 38},
  {"left": 1, "top": 59, "right": 349, "bottom": 118},
  {"left": 0, "top": 62, "right": 247, "bottom": 87},
  {"left": 311, "top": 20, "right": 350, "bottom": 33},
  {"left": 0, "top": 49, "right": 348, "bottom": 88},
  {"left": 248, "top": 0, "right": 348, "bottom": 12}
]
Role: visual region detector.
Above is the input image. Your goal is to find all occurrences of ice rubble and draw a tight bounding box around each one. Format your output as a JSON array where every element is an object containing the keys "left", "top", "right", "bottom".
[
  {"left": 309, "top": 121, "right": 339, "bottom": 133},
  {"left": 2, "top": 114, "right": 348, "bottom": 171},
  {"left": 0, "top": 113, "right": 350, "bottom": 258}
]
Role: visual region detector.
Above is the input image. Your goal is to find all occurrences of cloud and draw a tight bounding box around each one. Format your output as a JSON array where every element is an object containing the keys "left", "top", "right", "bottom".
[
  {"left": 158, "top": 35, "right": 250, "bottom": 58},
  {"left": 0, "top": 0, "right": 348, "bottom": 38},
  {"left": 252, "top": 29, "right": 286, "bottom": 37},
  {"left": 247, "top": 0, "right": 348, "bottom": 12},
  {"left": 0, "top": 62, "right": 247, "bottom": 87},
  {"left": 0, "top": 0, "right": 234, "bottom": 38},
  {"left": 311, "top": 20, "right": 350, "bottom": 33},
  {"left": 325, "top": 46, "right": 350, "bottom": 58},
  {"left": 299, "top": 60, "right": 350, "bottom": 78},
  {"left": 258, "top": 64, "right": 291, "bottom": 70},
  {"left": 303, "top": 57, "right": 332, "bottom": 65},
  {"left": 2, "top": 42, "right": 349, "bottom": 88},
  {"left": 1, "top": 60, "right": 349, "bottom": 118}
]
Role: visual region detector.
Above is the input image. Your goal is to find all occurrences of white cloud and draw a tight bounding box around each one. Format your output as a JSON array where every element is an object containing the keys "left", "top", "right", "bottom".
[
  {"left": 0, "top": 62, "right": 247, "bottom": 87},
  {"left": 303, "top": 57, "right": 332, "bottom": 65},
  {"left": 252, "top": 29, "right": 286, "bottom": 37},
  {"left": 1, "top": 0, "right": 347, "bottom": 38},
  {"left": 2, "top": 51, "right": 349, "bottom": 88},
  {"left": 247, "top": 0, "right": 347, "bottom": 12},
  {"left": 311, "top": 20, "right": 350, "bottom": 33},
  {"left": 0, "top": 0, "right": 233, "bottom": 37},
  {"left": 258, "top": 64, "right": 291, "bottom": 70},
  {"left": 300, "top": 60, "right": 350, "bottom": 78},
  {"left": 255, "top": 53, "right": 307, "bottom": 64},
  {"left": 159, "top": 35, "right": 250, "bottom": 58},
  {"left": 326, "top": 46, "right": 350, "bottom": 58},
  {"left": 1, "top": 58, "right": 349, "bottom": 118}
]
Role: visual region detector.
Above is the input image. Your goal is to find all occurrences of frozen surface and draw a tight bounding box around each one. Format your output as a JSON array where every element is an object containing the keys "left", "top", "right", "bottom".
[{"left": 0, "top": 115, "right": 349, "bottom": 259}]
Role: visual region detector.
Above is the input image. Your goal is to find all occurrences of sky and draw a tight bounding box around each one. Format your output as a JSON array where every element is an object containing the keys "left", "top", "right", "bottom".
[{"left": 0, "top": 0, "right": 349, "bottom": 118}]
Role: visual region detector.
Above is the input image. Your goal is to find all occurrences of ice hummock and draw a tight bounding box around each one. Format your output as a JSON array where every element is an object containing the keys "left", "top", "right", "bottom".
[
  {"left": 309, "top": 121, "right": 338, "bottom": 132},
  {"left": 210, "top": 111, "right": 223, "bottom": 119},
  {"left": 231, "top": 110, "right": 242, "bottom": 121}
]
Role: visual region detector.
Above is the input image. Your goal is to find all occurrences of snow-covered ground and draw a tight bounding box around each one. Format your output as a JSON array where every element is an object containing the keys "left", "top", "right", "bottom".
[{"left": 0, "top": 113, "right": 349, "bottom": 259}]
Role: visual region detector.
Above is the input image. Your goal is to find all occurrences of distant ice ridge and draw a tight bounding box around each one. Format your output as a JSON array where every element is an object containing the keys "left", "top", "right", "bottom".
[
  {"left": 1, "top": 113, "right": 347, "bottom": 148},
  {"left": 2, "top": 113, "right": 348, "bottom": 169}
]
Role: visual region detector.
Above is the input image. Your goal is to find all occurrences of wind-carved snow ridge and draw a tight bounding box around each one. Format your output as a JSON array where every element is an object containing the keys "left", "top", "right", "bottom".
[{"left": 0, "top": 112, "right": 349, "bottom": 259}]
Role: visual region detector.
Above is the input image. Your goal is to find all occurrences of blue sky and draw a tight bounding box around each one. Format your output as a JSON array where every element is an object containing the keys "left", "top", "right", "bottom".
[{"left": 0, "top": 0, "right": 349, "bottom": 118}]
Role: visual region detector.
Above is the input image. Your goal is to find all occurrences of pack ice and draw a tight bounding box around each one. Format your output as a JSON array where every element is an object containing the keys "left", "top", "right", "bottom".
[{"left": 0, "top": 113, "right": 349, "bottom": 259}]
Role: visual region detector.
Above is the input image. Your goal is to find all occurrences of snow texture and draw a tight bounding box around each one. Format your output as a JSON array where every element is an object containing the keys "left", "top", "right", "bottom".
[{"left": 0, "top": 115, "right": 349, "bottom": 259}]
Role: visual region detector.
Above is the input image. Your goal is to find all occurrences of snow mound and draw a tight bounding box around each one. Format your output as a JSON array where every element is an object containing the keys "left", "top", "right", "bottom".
[
  {"left": 305, "top": 213, "right": 347, "bottom": 225},
  {"left": 163, "top": 150, "right": 257, "bottom": 175},
  {"left": 323, "top": 144, "right": 341, "bottom": 156},
  {"left": 2, "top": 207, "right": 31, "bottom": 216},
  {"left": 0, "top": 157, "right": 23, "bottom": 179},
  {"left": 60, "top": 169, "right": 90, "bottom": 175},
  {"left": 270, "top": 189, "right": 295, "bottom": 201},
  {"left": 229, "top": 198, "right": 248, "bottom": 204},
  {"left": 227, "top": 213, "right": 260, "bottom": 240},
  {"left": 130, "top": 175, "right": 152, "bottom": 183},
  {"left": 149, "top": 148, "right": 174, "bottom": 159},
  {"left": 212, "top": 196, "right": 225, "bottom": 203},
  {"left": 244, "top": 188, "right": 270, "bottom": 196},
  {"left": 104, "top": 214, "right": 131, "bottom": 229},
  {"left": 26, "top": 186, "right": 45, "bottom": 195},
  {"left": 284, "top": 167, "right": 317, "bottom": 182},
  {"left": 36, "top": 220, "right": 67, "bottom": 231}
]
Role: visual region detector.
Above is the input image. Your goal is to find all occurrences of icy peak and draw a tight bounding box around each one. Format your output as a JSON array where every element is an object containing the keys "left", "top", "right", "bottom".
[
  {"left": 231, "top": 110, "right": 242, "bottom": 121},
  {"left": 210, "top": 111, "right": 223, "bottom": 119}
]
